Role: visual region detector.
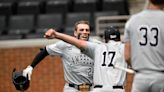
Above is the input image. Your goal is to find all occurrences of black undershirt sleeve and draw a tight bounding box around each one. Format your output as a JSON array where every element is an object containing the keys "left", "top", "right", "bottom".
[{"left": 30, "top": 47, "right": 49, "bottom": 68}]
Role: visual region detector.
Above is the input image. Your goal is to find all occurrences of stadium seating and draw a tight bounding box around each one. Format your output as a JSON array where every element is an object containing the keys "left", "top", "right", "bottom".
[
  {"left": 0, "top": 0, "right": 130, "bottom": 40},
  {"left": 35, "top": 13, "right": 63, "bottom": 34},
  {"left": 94, "top": 11, "right": 119, "bottom": 19},
  {"left": 93, "top": 11, "right": 119, "bottom": 24},
  {"left": 0, "top": 0, "right": 17, "bottom": 15},
  {"left": 64, "top": 12, "right": 91, "bottom": 35},
  {"left": 17, "top": 0, "right": 45, "bottom": 14},
  {"left": 0, "top": 34, "right": 22, "bottom": 40},
  {"left": 92, "top": 11, "right": 119, "bottom": 35},
  {"left": 73, "top": 0, "right": 98, "bottom": 13},
  {"left": 102, "top": 0, "right": 129, "bottom": 15},
  {"left": 45, "top": 0, "right": 71, "bottom": 14},
  {"left": 0, "top": 16, "right": 7, "bottom": 35},
  {"left": 25, "top": 33, "right": 44, "bottom": 39},
  {"left": 8, "top": 15, "right": 35, "bottom": 35}
]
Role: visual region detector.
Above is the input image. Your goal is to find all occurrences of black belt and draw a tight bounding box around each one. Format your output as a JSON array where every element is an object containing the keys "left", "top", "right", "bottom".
[
  {"left": 135, "top": 69, "right": 164, "bottom": 73},
  {"left": 69, "top": 83, "right": 92, "bottom": 90},
  {"left": 113, "top": 85, "right": 123, "bottom": 89},
  {"left": 94, "top": 85, "right": 123, "bottom": 89}
]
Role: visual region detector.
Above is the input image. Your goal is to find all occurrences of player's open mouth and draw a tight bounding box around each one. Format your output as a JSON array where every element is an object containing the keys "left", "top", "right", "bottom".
[{"left": 81, "top": 36, "right": 88, "bottom": 39}]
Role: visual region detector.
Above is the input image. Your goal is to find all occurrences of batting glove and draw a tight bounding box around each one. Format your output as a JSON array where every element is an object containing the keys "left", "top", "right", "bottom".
[{"left": 23, "top": 65, "right": 33, "bottom": 80}]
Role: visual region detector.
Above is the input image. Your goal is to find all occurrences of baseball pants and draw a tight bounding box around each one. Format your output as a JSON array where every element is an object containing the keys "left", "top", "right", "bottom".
[{"left": 132, "top": 71, "right": 164, "bottom": 92}]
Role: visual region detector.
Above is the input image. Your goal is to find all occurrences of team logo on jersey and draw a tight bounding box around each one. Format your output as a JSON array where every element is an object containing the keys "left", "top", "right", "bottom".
[{"left": 70, "top": 54, "right": 94, "bottom": 65}]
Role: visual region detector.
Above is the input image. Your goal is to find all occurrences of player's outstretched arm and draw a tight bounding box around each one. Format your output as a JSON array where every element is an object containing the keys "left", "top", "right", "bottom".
[
  {"left": 23, "top": 47, "right": 49, "bottom": 80},
  {"left": 44, "top": 29, "right": 87, "bottom": 50}
]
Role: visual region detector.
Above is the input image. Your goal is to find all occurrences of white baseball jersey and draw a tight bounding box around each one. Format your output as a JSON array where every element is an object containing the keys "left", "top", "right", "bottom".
[
  {"left": 46, "top": 41, "right": 94, "bottom": 85},
  {"left": 83, "top": 41, "right": 127, "bottom": 90},
  {"left": 124, "top": 9, "right": 164, "bottom": 92},
  {"left": 124, "top": 9, "right": 164, "bottom": 71}
]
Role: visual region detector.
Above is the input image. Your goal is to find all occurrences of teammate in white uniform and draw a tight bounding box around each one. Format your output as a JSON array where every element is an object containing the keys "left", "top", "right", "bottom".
[
  {"left": 44, "top": 26, "right": 127, "bottom": 92},
  {"left": 124, "top": 0, "right": 164, "bottom": 92},
  {"left": 90, "top": 27, "right": 127, "bottom": 92},
  {"left": 23, "top": 20, "right": 94, "bottom": 92}
]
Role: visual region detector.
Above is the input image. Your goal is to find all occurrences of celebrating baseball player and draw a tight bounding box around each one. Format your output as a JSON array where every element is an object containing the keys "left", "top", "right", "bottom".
[
  {"left": 44, "top": 26, "right": 128, "bottom": 92},
  {"left": 23, "top": 20, "right": 95, "bottom": 92},
  {"left": 124, "top": 0, "right": 164, "bottom": 92}
]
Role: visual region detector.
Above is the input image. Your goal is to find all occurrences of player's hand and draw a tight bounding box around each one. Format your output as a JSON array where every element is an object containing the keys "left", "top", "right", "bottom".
[
  {"left": 23, "top": 65, "right": 33, "bottom": 80},
  {"left": 44, "top": 28, "right": 57, "bottom": 39}
]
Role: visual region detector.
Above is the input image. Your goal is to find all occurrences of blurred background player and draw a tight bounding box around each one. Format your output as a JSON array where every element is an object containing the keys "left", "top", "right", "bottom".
[
  {"left": 23, "top": 20, "right": 94, "bottom": 92},
  {"left": 124, "top": 0, "right": 164, "bottom": 92},
  {"left": 44, "top": 26, "right": 128, "bottom": 92}
]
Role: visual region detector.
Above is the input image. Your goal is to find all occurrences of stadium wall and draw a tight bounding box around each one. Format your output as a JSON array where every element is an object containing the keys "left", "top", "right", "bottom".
[{"left": 0, "top": 39, "right": 133, "bottom": 92}]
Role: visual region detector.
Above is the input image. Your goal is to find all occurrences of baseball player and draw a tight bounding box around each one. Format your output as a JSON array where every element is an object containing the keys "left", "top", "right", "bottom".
[
  {"left": 124, "top": 0, "right": 164, "bottom": 92},
  {"left": 23, "top": 20, "right": 95, "bottom": 92},
  {"left": 44, "top": 26, "right": 128, "bottom": 92}
]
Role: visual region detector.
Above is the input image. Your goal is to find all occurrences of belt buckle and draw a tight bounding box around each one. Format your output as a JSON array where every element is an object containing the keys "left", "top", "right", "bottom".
[
  {"left": 74, "top": 85, "right": 79, "bottom": 90},
  {"left": 79, "top": 83, "right": 91, "bottom": 92}
]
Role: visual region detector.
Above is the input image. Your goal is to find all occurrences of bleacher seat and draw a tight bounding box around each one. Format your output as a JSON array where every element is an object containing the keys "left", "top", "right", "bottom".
[
  {"left": 17, "top": 0, "right": 45, "bottom": 14},
  {"left": 102, "top": 0, "right": 129, "bottom": 15},
  {"left": 25, "top": 33, "right": 43, "bottom": 39},
  {"left": 8, "top": 15, "right": 35, "bottom": 35},
  {"left": 45, "top": 0, "right": 70, "bottom": 14},
  {"left": 92, "top": 11, "right": 119, "bottom": 35},
  {"left": 94, "top": 11, "right": 119, "bottom": 18},
  {"left": 93, "top": 11, "right": 119, "bottom": 24},
  {"left": 0, "top": 34, "right": 22, "bottom": 40},
  {"left": 0, "top": 0, "right": 17, "bottom": 15},
  {"left": 65, "top": 12, "right": 91, "bottom": 35},
  {"left": 0, "top": 16, "right": 7, "bottom": 35},
  {"left": 35, "top": 13, "right": 63, "bottom": 34},
  {"left": 73, "top": 0, "right": 98, "bottom": 13}
]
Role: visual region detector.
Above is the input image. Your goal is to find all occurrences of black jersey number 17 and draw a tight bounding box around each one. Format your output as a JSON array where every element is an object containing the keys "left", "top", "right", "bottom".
[{"left": 102, "top": 51, "right": 115, "bottom": 67}]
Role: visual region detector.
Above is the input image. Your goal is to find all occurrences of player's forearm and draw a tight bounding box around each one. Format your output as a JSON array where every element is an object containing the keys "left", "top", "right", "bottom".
[
  {"left": 30, "top": 48, "right": 49, "bottom": 68},
  {"left": 55, "top": 32, "right": 87, "bottom": 49},
  {"left": 124, "top": 42, "right": 131, "bottom": 66}
]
